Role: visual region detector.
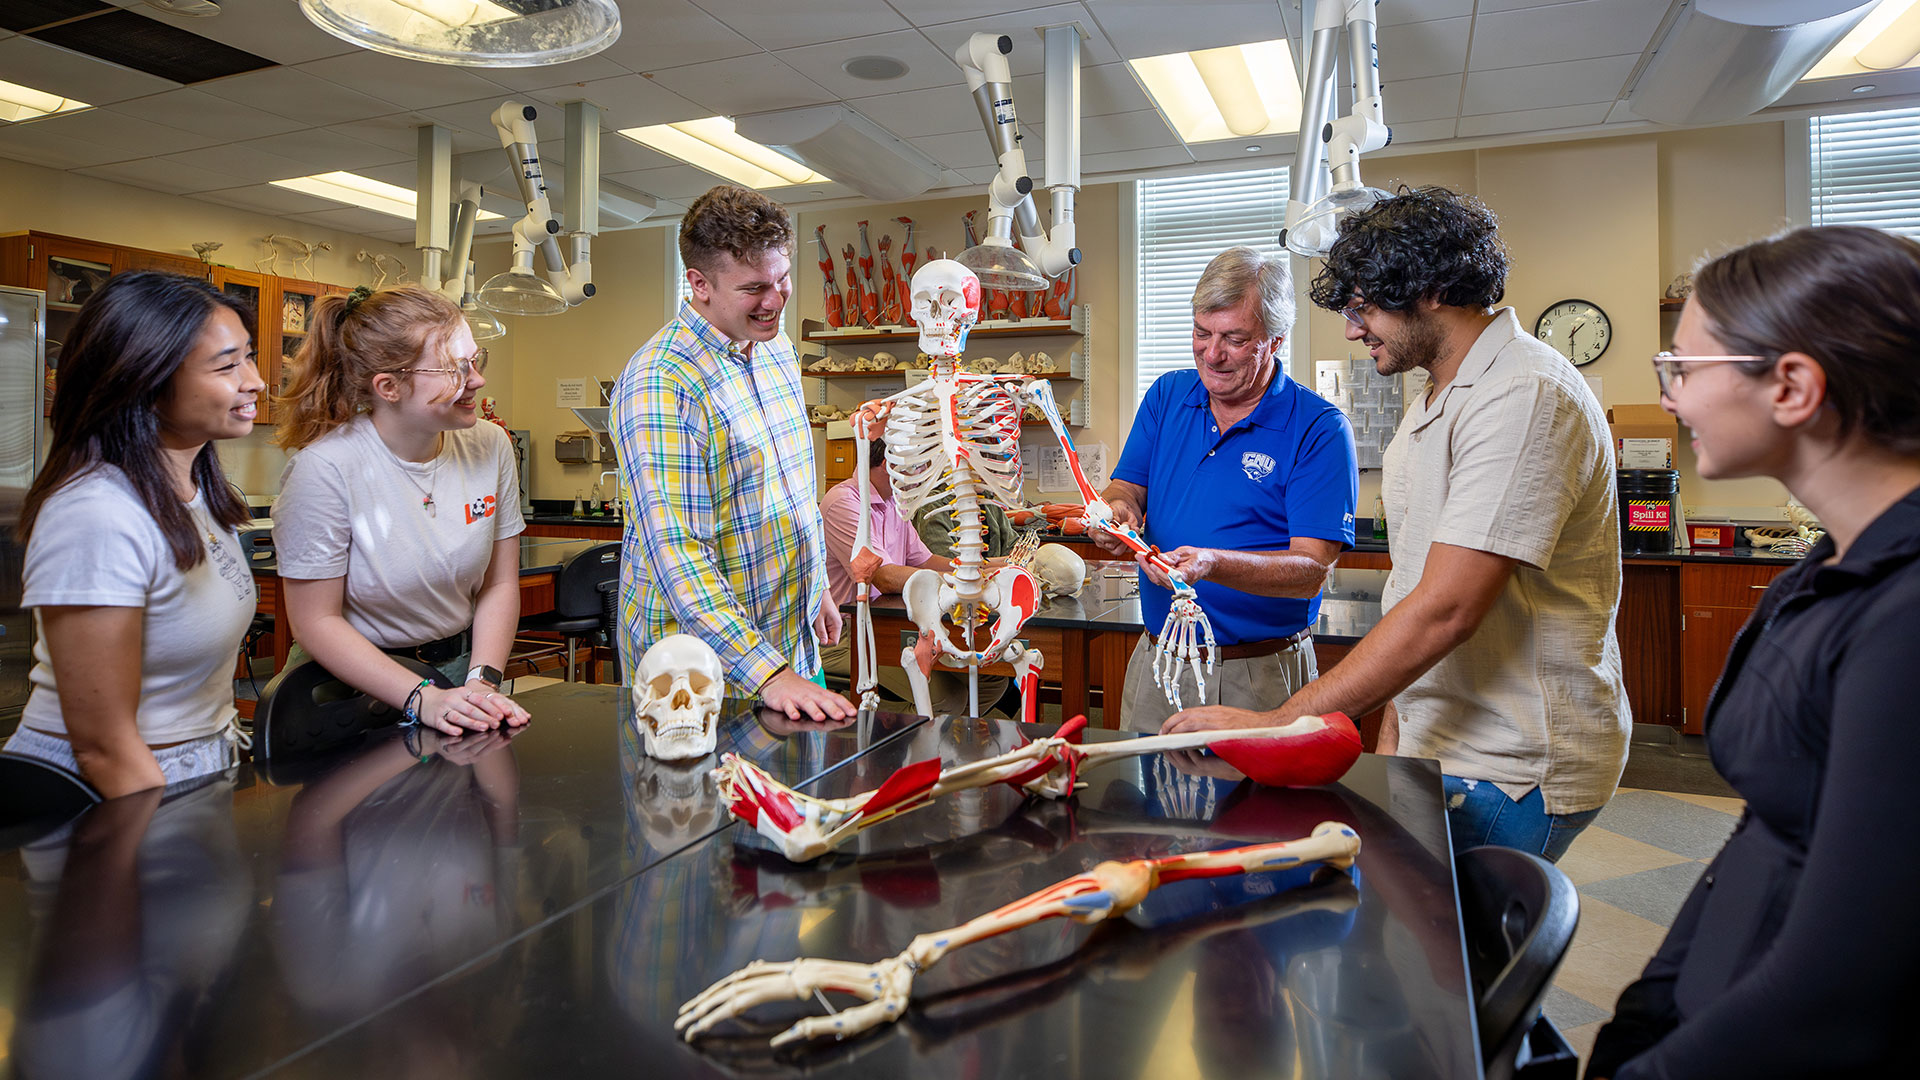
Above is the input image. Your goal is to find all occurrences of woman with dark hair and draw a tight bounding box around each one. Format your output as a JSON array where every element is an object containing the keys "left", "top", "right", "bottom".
[
  {"left": 272, "top": 285, "right": 529, "bottom": 737},
  {"left": 1587, "top": 225, "right": 1920, "bottom": 1079},
  {"left": 4, "top": 271, "right": 262, "bottom": 796}
]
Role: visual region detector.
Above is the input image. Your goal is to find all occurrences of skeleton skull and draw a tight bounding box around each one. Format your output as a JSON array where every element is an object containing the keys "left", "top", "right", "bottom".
[
  {"left": 909, "top": 259, "right": 982, "bottom": 357},
  {"left": 1032, "top": 543, "right": 1087, "bottom": 599},
  {"left": 634, "top": 634, "right": 725, "bottom": 761}
]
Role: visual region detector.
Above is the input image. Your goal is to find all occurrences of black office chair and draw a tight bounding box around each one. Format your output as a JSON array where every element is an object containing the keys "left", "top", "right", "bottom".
[
  {"left": 1457, "top": 845, "right": 1582, "bottom": 1080},
  {"left": 516, "top": 542, "right": 620, "bottom": 682},
  {"left": 0, "top": 751, "right": 102, "bottom": 849},
  {"left": 253, "top": 655, "right": 448, "bottom": 769}
]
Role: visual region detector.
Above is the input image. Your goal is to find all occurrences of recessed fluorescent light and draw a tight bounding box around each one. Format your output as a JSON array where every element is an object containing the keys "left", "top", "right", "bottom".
[
  {"left": 618, "top": 116, "right": 830, "bottom": 189},
  {"left": 1129, "top": 39, "right": 1302, "bottom": 144},
  {"left": 1804, "top": 0, "right": 1920, "bottom": 81},
  {"left": 271, "top": 171, "right": 506, "bottom": 222},
  {"left": 0, "top": 78, "right": 91, "bottom": 123}
]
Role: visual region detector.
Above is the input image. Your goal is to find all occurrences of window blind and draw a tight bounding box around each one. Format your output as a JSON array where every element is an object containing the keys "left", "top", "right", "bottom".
[
  {"left": 1135, "top": 167, "right": 1291, "bottom": 407},
  {"left": 1810, "top": 105, "right": 1920, "bottom": 239}
]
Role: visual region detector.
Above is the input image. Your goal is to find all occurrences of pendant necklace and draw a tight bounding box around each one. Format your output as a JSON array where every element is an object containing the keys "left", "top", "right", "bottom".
[{"left": 396, "top": 438, "right": 443, "bottom": 516}]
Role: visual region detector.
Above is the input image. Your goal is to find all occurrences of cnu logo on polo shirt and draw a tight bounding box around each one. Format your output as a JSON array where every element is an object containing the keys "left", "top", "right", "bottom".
[{"left": 1241, "top": 451, "right": 1276, "bottom": 482}]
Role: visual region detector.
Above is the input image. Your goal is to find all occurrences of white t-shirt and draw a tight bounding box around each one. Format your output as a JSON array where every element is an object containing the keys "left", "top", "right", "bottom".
[
  {"left": 19, "top": 468, "right": 257, "bottom": 744},
  {"left": 272, "top": 416, "right": 525, "bottom": 648}
]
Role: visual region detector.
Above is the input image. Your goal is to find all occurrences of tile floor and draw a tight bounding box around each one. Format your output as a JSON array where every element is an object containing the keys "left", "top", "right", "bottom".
[{"left": 1543, "top": 787, "right": 1743, "bottom": 1067}]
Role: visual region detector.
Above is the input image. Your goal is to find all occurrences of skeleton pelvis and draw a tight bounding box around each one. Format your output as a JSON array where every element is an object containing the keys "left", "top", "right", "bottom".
[{"left": 903, "top": 565, "right": 1040, "bottom": 663}]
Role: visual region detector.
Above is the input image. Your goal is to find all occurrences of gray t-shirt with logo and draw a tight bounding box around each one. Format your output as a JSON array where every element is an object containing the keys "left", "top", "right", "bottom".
[{"left": 274, "top": 417, "right": 525, "bottom": 649}]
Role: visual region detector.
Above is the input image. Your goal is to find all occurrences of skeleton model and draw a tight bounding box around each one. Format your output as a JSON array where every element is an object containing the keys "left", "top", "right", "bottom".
[
  {"left": 355, "top": 249, "right": 407, "bottom": 287},
  {"left": 715, "top": 711, "right": 1362, "bottom": 863},
  {"left": 261, "top": 234, "right": 334, "bottom": 278},
  {"left": 846, "top": 259, "right": 1217, "bottom": 722},
  {"left": 678, "top": 821, "right": 1361, "bottom": 1046}
]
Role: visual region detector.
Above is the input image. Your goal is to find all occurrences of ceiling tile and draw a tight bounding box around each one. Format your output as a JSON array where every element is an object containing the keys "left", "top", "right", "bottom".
[
  {"left": 0, "top": 122, "right": 136, "bottom": 169},
  {"left": 107, "top": 0, "right": 357, "bottom": 65},
  {"left": 1383, "top": 117, "right": 1459, "bottom": 144},
  {"left": 286, "top": 206, "right": 416, "bottom": 236},
  {"left": 1468, "top": 0, "right": 1668, "bottom": 71},
  {"left": 420, "top": 96, "right": 569, "bottom": 142},
  {"left": 1081, "top": 0, "right": 1286, "bottom": 58},
  {"left": 232, "top": 130, "right": 409, "bottom": 173},
  {"left": 775, "top": 29, "right": 965, "bottom": 99},
  {"left": 693, "top": 0, "right": 911, "bottom": 52},
  {"left": 0, "top": 35, "right": 178, "bottom": 105},
  {"left": 1378, "top": 0, "right": 1477, "bottom": 26},
  {"left": 480, "top": 54, "right": 632, "bottom": 92},
  {"left": 606, "top": 162, "right": 744, "bottom": 200},
  {"left": 1456, "top": 101, "right": 1611, "bottom": 138},
  {"left": 648, "top": 55, "right": 834, "bottom": 116},
  {"left": 1462, "top": 54, "right": 1639, "bottom": 115},
  {"left": 191, "top": 183, "right": 346, "bottom": 218},
  {"left": 156, "top": 142, "right": 312, "bottom": 184},
  {"left": 1375, "top": 15, "right": 1471, "bottom": 81},
  {"left": 887, "top": 0, "right": 1035, "bottom": 24},
  {"left": 1186, "top": 139, "right": 1293, "bottom": 163},
  {"left": 848, "top": 84, "right": 984, "bottom": 138},
  {"left": 297, "top": 52, "right": 515, "bottom": 111},
  {"left": 583, "top": 134, "right": 682, "bottom": 174},
  {"left": 915, "top": 128, "right": 1045, "bottom": 170},
  {"left": 27, "top": 107, "right": 220, "bottom": 156},
  {"left": 922, "top": 4, "right": 1120, "bottom": 77},
  {"left": 1080, "top": 109, "right": 1176, "bottom": 154},
  {"left": 1474, "top": 0, "right": 1600, "bottom": 12},
  {"left": 104, "top": 88, "right": 304, "bottom": 141},
  {"left": 525, "top": 74, "right": 707, "bottom": 130},
  {"left": 1012, "top": 61, "right": 1153, "bottom": 119},
  {"left": 1385, "top": 74, "right": 1465, "bottom": 124},
  {"left": 597, "top": 0, "right": 759, "bottom": 73},
  {"left": 324, "top": 114, "right": 499, "bottom": 157},
  {"left": 77, "top": 155, "right": 236, "bottom": 195},
  {"left": 196, "top": 68, "right": 398, "bottom": 126},
  {"left": 1080, "top": 144, "right": 1193, "bottom": 177}
]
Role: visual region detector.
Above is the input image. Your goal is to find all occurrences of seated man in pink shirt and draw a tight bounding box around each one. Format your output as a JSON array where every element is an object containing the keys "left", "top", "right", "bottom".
[{"left": 819, "top": 434, "right": 1010, "bottom": 717}]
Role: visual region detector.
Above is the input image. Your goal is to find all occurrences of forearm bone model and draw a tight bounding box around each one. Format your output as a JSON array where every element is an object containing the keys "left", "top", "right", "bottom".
[
  {"left": 678, "top": 821, "right": 1361, "bottom": 1046},
  {"left": 847, "top": 259, "right": 1218, "bottom": 722},
  {"left": 716, "top": 712, "right": 1362, "bottom": 863}
]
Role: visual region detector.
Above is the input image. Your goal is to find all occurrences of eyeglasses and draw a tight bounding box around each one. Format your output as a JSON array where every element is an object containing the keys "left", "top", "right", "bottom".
[
  {"left": 400, "top": 348, "right": 489, "bottom": 388},
  {"left": 1339, "top": 301, "right": 1373, "bottom": 327},
  {"left": 1651, "top": 351, "right": 1767, "bottom": 397}
]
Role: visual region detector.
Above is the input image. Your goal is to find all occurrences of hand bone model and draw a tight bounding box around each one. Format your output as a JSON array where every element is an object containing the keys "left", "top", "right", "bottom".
[
  {"left": 677, "top": 821, "right": 1361, "bottom": 1046},
  {"left": 715, "top": 712, "right": 1362, "bottom": 863},
  {"left": 845, "top": 258, "right": 1218, "bottom": 721}
]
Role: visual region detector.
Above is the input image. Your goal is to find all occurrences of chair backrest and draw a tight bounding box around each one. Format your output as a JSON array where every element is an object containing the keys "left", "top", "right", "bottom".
[
  {"left": 1456, "top": 845, "right": 1581, "bottom": 1080},
  {"left": 254, "top": 655, "right": 447, "bottom": 765},
  {"left": 0, "top": 751, "right": 102, "bottom": 849},
  {"left": 553, "top": 542, "right": 621, "bottom": 618}
]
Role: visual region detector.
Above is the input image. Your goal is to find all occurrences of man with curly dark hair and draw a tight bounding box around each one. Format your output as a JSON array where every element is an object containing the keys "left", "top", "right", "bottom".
[
  {"left": 1169, "top": 186, "right": 1627, "bottom": 862},
  {"left": 612, "top": 185, "right": 851, "bottom": 723}
]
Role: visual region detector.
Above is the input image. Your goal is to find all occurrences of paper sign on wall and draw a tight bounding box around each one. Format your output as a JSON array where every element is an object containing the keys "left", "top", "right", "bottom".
[
  {"left": 556, "top": 378, "right": 589, "bottom": 407},
  {"left": 1034, "top": 441, "right": 1107, "bottom": 492}
]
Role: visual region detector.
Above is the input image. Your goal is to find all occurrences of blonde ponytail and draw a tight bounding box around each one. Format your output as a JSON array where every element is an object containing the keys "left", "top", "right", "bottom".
[{"left": 273, "top": 285, "right": 464, "bottom": 451}]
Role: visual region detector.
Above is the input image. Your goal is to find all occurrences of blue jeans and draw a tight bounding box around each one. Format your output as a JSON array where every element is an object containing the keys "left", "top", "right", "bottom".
[{"left": 1442, "top": 775, "right": 1601, "bottom": 863}]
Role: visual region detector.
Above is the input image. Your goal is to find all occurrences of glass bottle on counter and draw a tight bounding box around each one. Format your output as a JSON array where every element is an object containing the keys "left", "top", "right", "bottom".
[
  {"left": 1373, "top": 494, "right": 1388, "bottom": 540},
  {"left": 572, "top": 489, "right": 585, "bottom": 517},
  {"left": 587, "top": 481, "right": 604, "bottom": 516}
]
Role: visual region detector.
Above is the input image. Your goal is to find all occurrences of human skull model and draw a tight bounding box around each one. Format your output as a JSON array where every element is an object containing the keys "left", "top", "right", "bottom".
[
  {"left": 908, "top": 259, "right": 982, "bottom": 358},
  {"left": 634, "top": 755, "right": 724, "bottom": 854},
  {"left": 634, "top": 634, "right": 725, "bottom": 761},
  {"left": 1032, "top": 543, "right": 1087, "bottom": 599}
]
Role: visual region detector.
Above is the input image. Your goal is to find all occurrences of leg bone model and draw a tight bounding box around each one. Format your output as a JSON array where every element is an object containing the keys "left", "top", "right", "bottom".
[
  {"left": 846, "top": 259, "right": 1216, "bottom": 719},
  {"left": 678, "top": 822, "right": 1362, "bottom": 1046},
  {"left": 716, "top": 712, "right": 1362, "bottom": 863}
]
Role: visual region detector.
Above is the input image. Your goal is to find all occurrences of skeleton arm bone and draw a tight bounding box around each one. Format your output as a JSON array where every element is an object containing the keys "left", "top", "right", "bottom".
[{"left": 678, "top": 823, "right": 1362, "bottom": 1046}]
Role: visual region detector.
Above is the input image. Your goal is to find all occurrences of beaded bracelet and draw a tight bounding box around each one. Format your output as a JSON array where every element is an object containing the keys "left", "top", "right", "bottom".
[{"left": 402, "top": 678, "right": 433, "bottom": 725}]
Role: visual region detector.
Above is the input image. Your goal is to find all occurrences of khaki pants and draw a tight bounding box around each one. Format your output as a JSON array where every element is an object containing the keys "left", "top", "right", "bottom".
[
  {"left": 819, "top": 641, "right": 1010, "bottom": 718},
  {"left": 1118, "top": 633, "right": 1319, "bottom": 733}
]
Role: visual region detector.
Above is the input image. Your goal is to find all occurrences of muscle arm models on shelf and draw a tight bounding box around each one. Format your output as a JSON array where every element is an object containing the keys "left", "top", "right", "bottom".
[
  {"left": 815, "top": 226, "right": 845, "bottom": 329},
  {"left": 856, "top": 221, "right": 883, "bottom": 328},
  {"left": 878, "top": 231, "right": 903, "bottom": 325},
  {"left": 842, "top": 259, "right": 1218, "bottom": 721},
  {"left": 841, "top": 243, "right": 868, "bottom": 328},
  {"left": 715, "top": 711, "right": 1361, "bottom": 862},
  {"left": 678, "top": 820, "right": 1361, "bottom": 1045},
  {"left": 897, "top": 217, "right": 918, "bottom": 283}
]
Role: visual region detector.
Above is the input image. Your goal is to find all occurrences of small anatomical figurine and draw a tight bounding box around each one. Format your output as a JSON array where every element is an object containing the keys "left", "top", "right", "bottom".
[
  {"left": 1043, "top": 263, "right": 1075, "bottom": 320},
  {"left": 815, "top": 225, "right": 844, "bottom": 328},
  {"left": 856, "top": 221, "right": 882, "bottom": 328},
  {"left": 841, "top": 243, "right": 868, "bottom": 328},
  {"left": 715, "top": 712, "right": 1361, "bottom": 862},
  {"left": 897, "top": 216, "right": 917, "bottom": 282},
  {"left": 633, "top": 634, "right": 725, "bottom": 761},
  {"left": 878, "top": 232, "right": 902, "bottom": 325},
  {"left": 678, "top": 821, "right": 1362, "bottom": 1046}
]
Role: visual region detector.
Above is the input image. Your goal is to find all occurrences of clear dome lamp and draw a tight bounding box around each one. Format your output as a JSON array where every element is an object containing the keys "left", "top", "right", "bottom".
[
  {"left": 298, "top": 0, "right": 621, "bottom": 68},
  {"left": 956, "top": 239, "right": 1049, "bottom": 291},
  {"left": 478, "top": 267, "right": 568, "bottom": 316}
]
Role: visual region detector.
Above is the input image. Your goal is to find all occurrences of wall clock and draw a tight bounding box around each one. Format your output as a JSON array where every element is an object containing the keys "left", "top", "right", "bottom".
[{"left": 1535, "top": 299, "right": 1611, "bottom": 367}]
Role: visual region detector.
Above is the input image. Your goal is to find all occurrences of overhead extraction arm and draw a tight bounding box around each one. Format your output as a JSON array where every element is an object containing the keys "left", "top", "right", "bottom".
[
  {"left": 490, "top": 100, "right": 596, "bottom": 307},
  {"left": 1280, "top": 0, "right": 1393, "bottom": 258}
]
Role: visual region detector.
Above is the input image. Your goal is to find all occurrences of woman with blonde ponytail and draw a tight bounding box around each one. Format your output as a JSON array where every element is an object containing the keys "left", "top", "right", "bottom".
[{"left": 272, "top": 285, "right": 530, "bottom": 735}]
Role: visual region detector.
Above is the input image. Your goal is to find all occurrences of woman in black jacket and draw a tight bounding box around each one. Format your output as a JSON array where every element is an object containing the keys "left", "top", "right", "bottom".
[{"left": 1587, "top": 226, "right": 1920, "bottom": 1078}]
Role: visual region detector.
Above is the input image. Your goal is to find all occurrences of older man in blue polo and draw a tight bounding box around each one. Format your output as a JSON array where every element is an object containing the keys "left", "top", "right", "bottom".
[{"left": 1093, "top": 246, "right": 1358, "bottom": 732}]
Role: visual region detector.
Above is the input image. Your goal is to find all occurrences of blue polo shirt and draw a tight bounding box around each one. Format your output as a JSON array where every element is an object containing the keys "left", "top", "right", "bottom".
[{"left": 1113, "top": 369, "right": 1357, "bottom": 645}]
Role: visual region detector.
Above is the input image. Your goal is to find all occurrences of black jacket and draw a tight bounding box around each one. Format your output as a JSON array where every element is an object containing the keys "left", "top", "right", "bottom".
[{"left": 1588, "top": 486, "right": 1920, "bottom": 1079}]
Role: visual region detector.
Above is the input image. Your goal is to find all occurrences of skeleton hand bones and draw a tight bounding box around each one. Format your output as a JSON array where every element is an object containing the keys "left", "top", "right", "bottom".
[{"left": 677, "top": 821, "right": 1362, "bottom": 1046}]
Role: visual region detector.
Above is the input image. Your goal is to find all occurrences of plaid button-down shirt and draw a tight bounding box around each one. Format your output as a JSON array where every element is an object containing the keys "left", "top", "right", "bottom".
[{"left": 612, "top": 301, "right": 826, "bottom": 690}]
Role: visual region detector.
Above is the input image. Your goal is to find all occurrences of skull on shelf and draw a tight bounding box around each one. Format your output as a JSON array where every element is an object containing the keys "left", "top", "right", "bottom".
[
  {"left": 908, "top": 259, "right": 982, "bottom": 358},
  {"left": 1032, "top": 543, "right": 1087, "bottom": 599},
  {"left": 634, "top": 634, "right": 725, "bottom": 761}
]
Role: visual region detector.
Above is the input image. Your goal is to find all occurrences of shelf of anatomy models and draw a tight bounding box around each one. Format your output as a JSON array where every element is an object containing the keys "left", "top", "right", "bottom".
[{"left": 796, "top": 304, "right": 1092, "bottom": 428}]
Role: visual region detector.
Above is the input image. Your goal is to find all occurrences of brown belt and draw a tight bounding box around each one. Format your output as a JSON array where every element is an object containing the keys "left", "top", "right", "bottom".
[{"left": 1149, "top": 627, "right": 1311, "bottom": 661}]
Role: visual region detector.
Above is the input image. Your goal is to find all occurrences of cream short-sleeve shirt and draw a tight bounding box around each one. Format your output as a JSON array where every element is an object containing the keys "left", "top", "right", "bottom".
[{"left": 1382, "top": 308, "right": 1630, "bottom": 815}]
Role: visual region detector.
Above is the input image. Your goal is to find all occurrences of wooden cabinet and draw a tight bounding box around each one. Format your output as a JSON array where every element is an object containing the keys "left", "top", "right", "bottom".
[
  {"left": 270, "top": 276, "right": 349, "bottom": 421},
  {"left": 821, "top": 437, "right": 857, "bottom": 484},
  {"left": 1679, "top": 562, "right": 1784, "bottom": 733},
  {"left": 0, "top": 232, "right": 120, "bottom": 415},
  {"left": 1619, "top": 562, "right": 1681, "bottom": 726}
]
